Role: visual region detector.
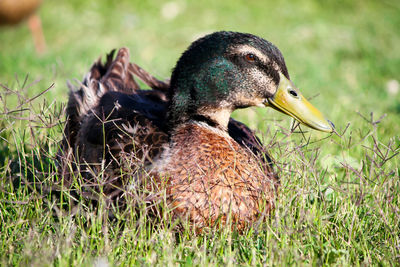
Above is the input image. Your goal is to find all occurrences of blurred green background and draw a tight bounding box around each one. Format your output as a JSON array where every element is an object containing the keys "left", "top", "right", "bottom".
[{"left": 0, "top": 0, "right": 399, "bottom": 136}]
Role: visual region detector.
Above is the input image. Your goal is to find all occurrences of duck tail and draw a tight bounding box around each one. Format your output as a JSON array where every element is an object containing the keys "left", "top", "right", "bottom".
[
  {"left": 62, "top": 48, "right": 138, "bottom": 148},
  {"left": 128, "top": 62, "right": 170, "bottom": 91},
  {"left": 71, "top": 48, "right": 140, "bottom": 117},
  {"left": 62, "top": 47, "right": 171, "bottom": 149}
]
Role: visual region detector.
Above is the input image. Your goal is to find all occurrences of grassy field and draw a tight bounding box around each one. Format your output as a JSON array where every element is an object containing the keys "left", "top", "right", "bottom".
[{"left": 1, "top": 0, "right": 399, "bottom": 265}]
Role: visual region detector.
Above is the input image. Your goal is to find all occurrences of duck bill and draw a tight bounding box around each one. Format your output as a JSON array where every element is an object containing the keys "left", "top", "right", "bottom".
[{"left": 266, "top": 73, "right": 333, "bottom": 132}]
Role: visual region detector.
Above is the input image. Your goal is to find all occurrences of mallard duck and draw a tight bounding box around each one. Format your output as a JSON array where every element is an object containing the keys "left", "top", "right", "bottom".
[
  {"left": 60, "top": 31, "right": 333, "bottom": 231},
  {"left": 0, "top": 0, "right": 46, "bottom": 53}
]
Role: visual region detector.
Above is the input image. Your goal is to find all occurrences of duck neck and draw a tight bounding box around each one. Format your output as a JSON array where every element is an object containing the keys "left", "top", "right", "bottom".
[
  {"left": 193, "top": 107, "right": 232, "bottom": 130},
  {"left": 167, "top": 104, "right": 233, "bottom": 132}
]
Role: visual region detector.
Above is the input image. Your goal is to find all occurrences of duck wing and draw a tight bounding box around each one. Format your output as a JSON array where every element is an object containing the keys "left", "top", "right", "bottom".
[{"left": 60, "top": 48, "right": 168, "bottom": 202}]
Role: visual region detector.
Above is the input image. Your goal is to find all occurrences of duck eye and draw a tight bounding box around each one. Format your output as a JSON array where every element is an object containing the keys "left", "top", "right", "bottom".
[{"left": 245, "top": 53, "right": 256, "bottom": 62}]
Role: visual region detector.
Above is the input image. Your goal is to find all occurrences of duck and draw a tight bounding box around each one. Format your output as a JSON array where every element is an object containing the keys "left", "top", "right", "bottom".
[
  {"left": 0, "top": 0, "right": 46, "bottom": 54},
  {"left": 60, "top": 31, "right": 333, "bottom": 232}
]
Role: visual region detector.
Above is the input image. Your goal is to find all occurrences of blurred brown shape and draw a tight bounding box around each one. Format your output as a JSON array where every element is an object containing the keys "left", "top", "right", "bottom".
[{"left": 0, "top": 0, "right": 46, "bottom": 54}]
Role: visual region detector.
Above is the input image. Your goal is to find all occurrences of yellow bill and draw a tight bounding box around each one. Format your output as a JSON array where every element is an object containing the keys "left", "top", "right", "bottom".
[{"left": 266, "top": 72, "right": 334, "bottom": 132}]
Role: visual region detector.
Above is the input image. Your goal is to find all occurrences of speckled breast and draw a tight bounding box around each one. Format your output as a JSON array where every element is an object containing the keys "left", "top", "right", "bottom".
[{"left": 155, "top": 122, "right": 278, "bottom": 231}]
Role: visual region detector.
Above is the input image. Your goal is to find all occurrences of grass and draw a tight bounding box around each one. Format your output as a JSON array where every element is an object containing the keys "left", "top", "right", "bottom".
[{"left": 1, "top": 0, "right": 399, "bottom": 265}]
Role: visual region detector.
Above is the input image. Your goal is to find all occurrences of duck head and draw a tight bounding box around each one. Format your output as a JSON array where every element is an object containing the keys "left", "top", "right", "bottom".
[{"left": 168, "top": 31, "right": 333, "bottom": 132}]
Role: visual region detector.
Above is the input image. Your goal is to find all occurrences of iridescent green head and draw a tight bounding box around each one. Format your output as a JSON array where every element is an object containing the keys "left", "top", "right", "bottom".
[{"left": 168, "top": 31, "right": 333, "bottom": 132}]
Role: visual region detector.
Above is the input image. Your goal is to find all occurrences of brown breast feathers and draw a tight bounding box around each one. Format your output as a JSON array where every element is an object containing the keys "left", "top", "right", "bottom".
[{"left": 154, "top": 122, "right": 278, "bottom": 231}]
